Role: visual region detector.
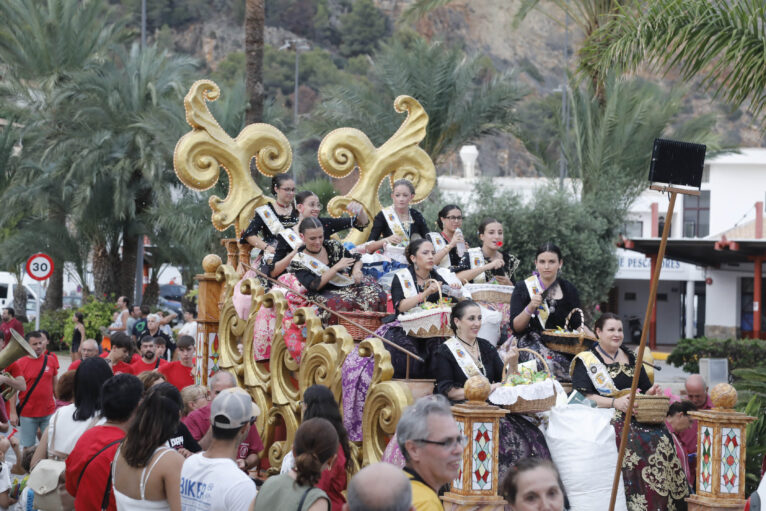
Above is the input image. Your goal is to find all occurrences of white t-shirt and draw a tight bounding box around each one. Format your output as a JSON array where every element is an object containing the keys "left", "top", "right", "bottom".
[
  {"left": 180, "top": 453, "right": 256, "bottom": 511},
  {"left": 47, "top": 404, "right": 105, "bottom": 456},
  {"left": 0, "top": 462, "right": 11, "bottom": 511},
  {"left": 178, "top": 321, "right": 198, "bottom": 340}
]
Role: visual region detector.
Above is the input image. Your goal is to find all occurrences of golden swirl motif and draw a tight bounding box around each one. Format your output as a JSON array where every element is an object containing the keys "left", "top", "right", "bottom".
[
  {"left": 317, "top": 95, "right": 436, "bottom": 245},
  {"left": 216, "top": 264, "right": 248, "bottom": 382},
  {"left": 359, "top": 338, "right": 412, "bottom": 465},
  {"left": 299, "top": 323, "right": 354, "bottom": 402},
  {"left": 174, "top": 79, "right": 293, "bottom": 235},
  {"left": 263, "top": 289, "right": 298, "bottom": 407},
  {"left": 267, "top": 403, "right": 299, "bottom": 469}
]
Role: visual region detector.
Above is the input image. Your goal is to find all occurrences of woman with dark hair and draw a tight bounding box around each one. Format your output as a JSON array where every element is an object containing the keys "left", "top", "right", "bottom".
[
  {"left": 71, "top": 311, "right": 85, "bottom": 361},
  {"left": 428, "top": 205, "right": 469, "bottom": 272},
  {"left": 287, "top": 218, "right": 387, "bottom": 326},
  {"left": 365, "top": 179, "right": 429, "bottom": 256},
  {"left": 31, "top": 357, "right": 114, "bottom": 467},
  {"left": 269, "top": 190, "right": 369, "bottom": 279},
  {"left": 570, "top": 313, "right": 688, "bottom": 509},
  {"left": 376, "top": 238, "right": 460, "bottom": 379},
  {"left": 511, "top": 242, "right": 590, "bottom": 382},
  {"left": 500, "top": 458, "right": 569, "bottom": 511},
  {"left": 281, "top": 385, "right": 352, "bottom": 511},
  {"left": 255, "top": 417, "right": 338, "bottom": 511},
  {"left": 432, "top": 301, "right": 551, "bottom": 480},
  {"left": 239, "top": 174, "right": 299, "bottom": 255},
  {"left": 112, "top": 383, "right": 184, "bottom": 510}
]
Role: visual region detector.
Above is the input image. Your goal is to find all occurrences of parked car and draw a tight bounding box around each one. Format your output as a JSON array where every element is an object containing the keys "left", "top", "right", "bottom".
[
  {"left": 158, "top": 296, "right": 182, "bottom": 324},
  {"left": 159, "top": 284, "right": 187, "bottom": 302},
  {"left": 62, "top": 295, "right": 83, "bottom": 309},
  {"left": 0, "top": 272, "right": 41, "bottom": 320}
]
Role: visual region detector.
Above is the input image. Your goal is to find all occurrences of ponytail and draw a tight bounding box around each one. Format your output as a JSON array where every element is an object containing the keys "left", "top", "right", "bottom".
[{"left": 292, "top": 418, "right": 339, "bottom": 488}]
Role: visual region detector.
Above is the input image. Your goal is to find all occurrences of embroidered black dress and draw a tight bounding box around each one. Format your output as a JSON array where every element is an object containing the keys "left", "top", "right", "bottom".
[
  {"left": 433, "top": 338, "right": 551, "bottom": 481},
  {"left": 375, "top": 266, "right": 453, "bottom": 379},
  {"left": 571, "top": 348, "right": 690, "bottom": 510},
  {"left": 288, "top": 240, "right": 387, "bottom": 324},
  {"left": 239, "top": 202, "right": 299, "bottom": 246},
  {"left": 511, "top": 278, "right": 582, "bottom": 382},
  {"left": 368, "top": 208, "right": 429, "bottom": 242}
]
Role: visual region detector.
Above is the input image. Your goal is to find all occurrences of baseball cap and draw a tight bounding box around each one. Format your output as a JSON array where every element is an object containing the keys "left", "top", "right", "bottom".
[{"left": 210, "top": 387, "right": 261, "bottom": 429}]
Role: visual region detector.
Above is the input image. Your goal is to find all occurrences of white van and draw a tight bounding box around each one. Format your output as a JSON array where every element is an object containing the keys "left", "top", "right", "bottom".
[{"left": 0, "top": 272, "right": 40, "bottom": 319}]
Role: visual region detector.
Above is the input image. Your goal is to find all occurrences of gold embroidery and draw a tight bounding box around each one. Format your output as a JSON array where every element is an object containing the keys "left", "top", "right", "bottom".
[
  {"left": 640, "top": 435, "right": 690, "bottom": 500},
  {"left": 606, "top": 362, "right": 635, "bottom": 379},
  {"left": 623, "top": 449, "right": 641, "bottom": 470},
  {"left": 627, "top": 493, "right": 648, "bottom": 511}
]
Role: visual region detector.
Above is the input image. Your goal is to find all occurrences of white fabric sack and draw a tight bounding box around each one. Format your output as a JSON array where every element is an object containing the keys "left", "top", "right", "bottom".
[
  {"left": 545, "top": 406, "right": 627, "bottom": 511},
  {"left": 488, "top": 379, "right": 564, "bottom": 406},
  {"left": 477, "top": 306, "right": 502, "bottom": 346}
]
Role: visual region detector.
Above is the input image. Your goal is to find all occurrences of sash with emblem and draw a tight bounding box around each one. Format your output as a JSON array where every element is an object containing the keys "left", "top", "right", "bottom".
[
  {"left": 394, "top": 268, "right": 418, "bottom": 299},
  {"left": 382, "top": 206, "right": 409, "bottom": 245},
  {"left": 444, "top": 337, "right": 484, "bottom": 378},
  {"left": 569, "top": 351, "right": 624, "bottom": 397},
  {"left": 293, "top": 252, "right": 354, "bottom": 287},
  {"left": 468, "top": 247, "right": 487, "bottom": 283},
  {"left": 255, "top": 204, "right": 286, "bottom": 236},
  {"left": 524, "top": 274, "right": 550, "bottom": 328},
  {"left": 427, "top": 232, "right": 450, "bottom": 268},
  {"left": 279, "top": 228, "right": 302, "bottom": 250}
]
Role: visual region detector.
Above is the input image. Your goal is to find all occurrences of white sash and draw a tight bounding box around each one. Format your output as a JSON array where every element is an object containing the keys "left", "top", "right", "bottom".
[
  {"left": 394, "top": 268, "right": 418, "bottom": 299},
  {"left": 255, "top": 204, "right": 285, "bottom": 236},
  {"left": 293, "top": 252, "right": 354, "bottom": 287},
  {"left": 382, "top": 206, "right": 409, "bottom": 245},
  {"left": 445, "top": 337, "right": 484, "bottom": 379},
  {"left": 427, "top": 232, "right": 450, "bottom": 268},
  {"left": 468, "top": 247, "right": 486, "bottom": 283},
  {"left": 279, "top": 228, "right": 302, "bottom": 250},
  {"left": 524, "top": 275, "right": 550, "bottom": 328},
  {"left": 570, "top": 351, "right": 622, "bottom": 397}
]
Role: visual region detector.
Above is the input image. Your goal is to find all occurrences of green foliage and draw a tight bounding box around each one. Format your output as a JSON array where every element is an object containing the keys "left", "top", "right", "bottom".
[
  {"left": 119, "top": 0, "right": 208, "bottom": 30},
  {"left": 339, "top": 0, "right": 388, "bottom": 57},
  {"left": 62, "top": 296, "right": 117, "bottom": 343},
  {"left": 667, "top": 337, "right": 766, "bottom": 374},
  {"left": 461, "top": 181, "right": 619, "bottom": 310},
  {"left": 266, "top": 0, "right": 320, "bottom": 39},
  {"left": 302, "top": 178, "right": 337, "bottom": 209},
  {"left": 737, "top": 395, "right": 766, "bottom": 495},
  {"left": 311, "top": 35, "right": 526, "bottom": 164},
  {"left": 22, "top": 309, "right": 71, "bottom": 349}
]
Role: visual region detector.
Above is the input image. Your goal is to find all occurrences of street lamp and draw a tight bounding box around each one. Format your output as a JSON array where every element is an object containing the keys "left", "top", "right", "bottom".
[{"left": 279, "top": 39, "right": 311, "bottom": 126}]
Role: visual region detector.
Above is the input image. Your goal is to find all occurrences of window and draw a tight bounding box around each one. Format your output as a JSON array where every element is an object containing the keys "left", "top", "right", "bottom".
[
  {"left": 0, "top": 285, "right": 6, "bottom": 300},
  {"left": 621, "top": 220, "right": 643, "bottom": 238},
  {"left": 683, "top": 190, "right": 710, "bottom": 238}
]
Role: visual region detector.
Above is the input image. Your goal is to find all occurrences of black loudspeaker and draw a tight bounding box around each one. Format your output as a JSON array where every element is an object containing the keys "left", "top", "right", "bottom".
[{"left": 649, "top": 138, "right": 707, "bottom": 188}]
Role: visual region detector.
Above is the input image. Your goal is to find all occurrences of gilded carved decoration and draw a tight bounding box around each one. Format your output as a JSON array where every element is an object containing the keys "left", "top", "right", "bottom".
[
  {"left": 318, "top": 95, "right": 437, "bottom": 245},
  {"left": 174, "top": 80, "right": 293, "bottom": 235}
]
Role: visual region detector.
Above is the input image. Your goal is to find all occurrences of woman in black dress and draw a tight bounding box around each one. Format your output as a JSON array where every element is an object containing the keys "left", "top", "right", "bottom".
[
  {"left": 71, "top": 311, "right": 85, "bottom": 361},
  {"left": 428, "top": 204, "right": 469, "bottom": 273},
  {"left": 570, "top": 313, "right": 688, "bottom": 510},
  {"left": 511, "top": 242, "right": 588, "bottom": 382},
  {"left": 432, "top": 300, "right": 551, "bottom": 480},
  {"left": 239, "top": 174, "right": 299, "bottom": 258},
  {"left": 375, "top": 238, "right": 459, "bottom": 379},
  {"left": 365, "top": 179, "right": 429, "bottom": 254},
  {"left": 270, "top": 190, "right": 369, "bottom": 278}
]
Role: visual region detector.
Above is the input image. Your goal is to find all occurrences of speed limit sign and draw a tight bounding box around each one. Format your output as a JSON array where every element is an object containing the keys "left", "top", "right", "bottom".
[{"left": 26, "top": 253, "right": 54, "bottom": 281}]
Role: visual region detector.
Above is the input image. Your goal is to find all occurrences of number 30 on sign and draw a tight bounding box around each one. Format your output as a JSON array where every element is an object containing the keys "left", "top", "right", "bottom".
[{"left": 26, "top": 253, "right": 54, "bottom": 281}]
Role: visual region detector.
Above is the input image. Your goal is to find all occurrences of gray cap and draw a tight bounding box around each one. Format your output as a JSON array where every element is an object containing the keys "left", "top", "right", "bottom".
[{"left": 210, "top": 387, "right": 260, "bottom": 429}]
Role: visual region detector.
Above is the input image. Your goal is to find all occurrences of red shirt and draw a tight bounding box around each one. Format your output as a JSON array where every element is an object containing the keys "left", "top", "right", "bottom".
[
  {"left": 317, "top": 445, "right": 347, "bottom": 511},
  {"left": 98, "top": 353, "right": 134, "bottom": 375},
  {"left": 67, "top": 359, "right": 81, "bottom": 372},
  {"left": 183, "top": 403, "right": 264, "bottom": 459},
  {"left": 158, "top": 361, "right": 194, "bottom": 391},
  {"left": 130, "top": 358, "right": 167, "bottom": 374},
  {"left": 8, "top": 354, "right": 59, "bottom": 418},
  {"left": 66, "top": 425, "right": 125, "bottom": 511},
  {"left": 0, "top": 318, "right": 23, "bottom": 346}
]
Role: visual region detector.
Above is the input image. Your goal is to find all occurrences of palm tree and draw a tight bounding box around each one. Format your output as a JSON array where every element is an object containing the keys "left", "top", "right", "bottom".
[
  {"left": 581, "top": 0, "right": 766, "bottom": 120},
  {"left": 310, "top": 35, "right": 527, "bottom": 164},
  {"left": 245, "top": 0, "right": 265, "bottom": 124}
]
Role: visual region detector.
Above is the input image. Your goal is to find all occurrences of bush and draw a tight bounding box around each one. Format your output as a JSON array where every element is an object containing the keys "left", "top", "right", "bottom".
[
  {"left": 62, "top": 296, "right": 118, "bottom": 346},
  {"left": 22, "top": 309, "right": 71, "bottom": 350},
  {"left": 667, "top": 337, "right": 766, "bottom": 374}
]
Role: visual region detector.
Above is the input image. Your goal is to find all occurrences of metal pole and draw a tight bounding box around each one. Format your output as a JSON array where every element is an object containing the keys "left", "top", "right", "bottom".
[
  {"left": 141, "top": 0, "right": 146, "bottom": 50},
  {"left": 35, "top": 292, "right": 40, "bottom": 331},
  {"left": 293, "top": 46, "right": 300, "bottom": 126},
  {"left": 608, "top": 191, "right": 677, "bottom": 511}
]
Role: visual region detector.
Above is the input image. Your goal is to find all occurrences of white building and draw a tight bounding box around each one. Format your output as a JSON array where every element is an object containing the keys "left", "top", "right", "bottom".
[{"left": 439, "top": 147, "right": 766, "bottom": 345}]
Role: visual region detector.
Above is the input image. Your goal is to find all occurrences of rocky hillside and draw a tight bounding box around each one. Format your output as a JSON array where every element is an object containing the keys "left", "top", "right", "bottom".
[{"left": 152, "top": 0, "right": 765, "bottom": 177}]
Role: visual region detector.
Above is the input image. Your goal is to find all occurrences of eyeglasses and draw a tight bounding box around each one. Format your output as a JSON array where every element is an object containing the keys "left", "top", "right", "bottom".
[
  {"left": 415, "top": 435, "right": 468, "bottom": 449},
  {"left": 444, "top": 216, "right": 463, "bottom": 221},
  {"left": 279, "top": 187, "right": 296, "bottom": 193}
]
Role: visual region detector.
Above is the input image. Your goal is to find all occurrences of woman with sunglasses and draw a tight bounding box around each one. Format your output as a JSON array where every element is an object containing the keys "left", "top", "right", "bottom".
[
  {"left": 428, "top": 205, "right": 469, "bottom": 272},
  {"left": 432, "top": 300, "right": 551, "bottom": 480}
]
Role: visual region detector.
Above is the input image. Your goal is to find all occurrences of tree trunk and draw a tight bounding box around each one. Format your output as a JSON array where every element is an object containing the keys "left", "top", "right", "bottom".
[
  {"left": 43, "top": 261, "right": 63, "bottom": 312},
  {"left": 142, "top": 269, "right": 159, "bottom": 308},
  {"left": 13, "top": 266, "right": 28, "bottom": 323},
  {"left": 245, "top": 0, "right": 265, "bottom": 125},
  {"left": 120, "top": 225, "right": 138, "bottom": 305},
  {"left": 92, "top": 242, "right": 118, "bottom": 299}
]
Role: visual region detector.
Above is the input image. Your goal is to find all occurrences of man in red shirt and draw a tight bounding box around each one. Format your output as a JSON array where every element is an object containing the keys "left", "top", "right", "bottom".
[
  {"left": 0, "top": 308, "right": 24, "bottom": 348},
  {"left": 4, "top": 331, "right": 59, "bottom": 447},
  {"left": 159, "top": 335, "right": 194, "bottom": 391},
  {"left": 66, "top": 339, "right": 100, "bottom": 372},
  {"left": 130, "top": 336, "right": 167, "bottom": 374},
  {"left": 66, "top": 373, "right": 143, "bottom": 511},
  {"left": 99, "top": 333, "right": 134, "bottom": 375},
  {"left": 677, "top": 374, "right": 713, "bottom": 482},
  {"left": 184, "top": 371, "right": 263, "bottom": 472}
]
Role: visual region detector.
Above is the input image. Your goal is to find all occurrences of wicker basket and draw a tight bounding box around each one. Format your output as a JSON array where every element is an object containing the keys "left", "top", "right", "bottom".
[
  {"left": 540, "top": 308, "right": 597, "bottom": 355},
  {"left": 499, "top": 348, "right": 557, "bottom": 414},
  {"left": 464, "top": 283, "right": 515, "bottom": 304},
  {"left": 398, "top": 281, "right": 452, "bottom": 338},
  {"left": 337, "top": 311, "right": 387, "bottom": 341},
  {"left": 634, "top": 394, "right": 670, "bottom": 424}
]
